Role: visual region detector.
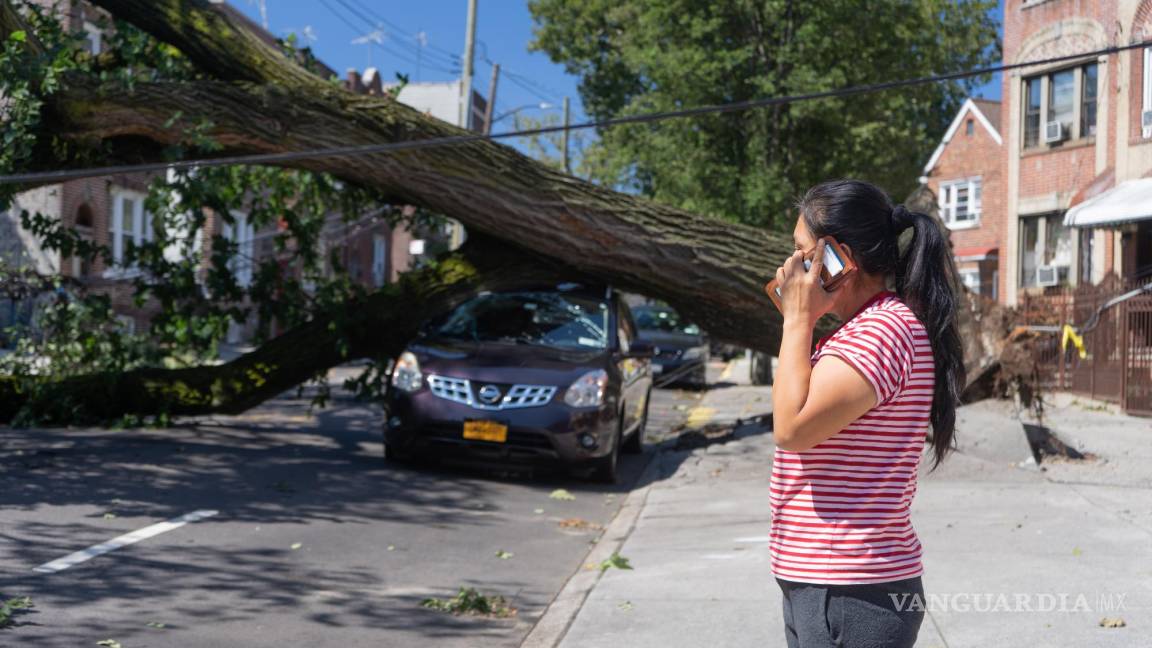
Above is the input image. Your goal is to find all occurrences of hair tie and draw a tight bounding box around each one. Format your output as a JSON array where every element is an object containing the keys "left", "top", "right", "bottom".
[{"left": 891, "top": 204, "right": 916, "bottom": 232}]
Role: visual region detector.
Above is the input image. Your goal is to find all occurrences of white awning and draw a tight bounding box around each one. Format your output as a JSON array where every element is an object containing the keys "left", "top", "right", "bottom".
[{"left": 1064, "top": 179, "right": 1152, "bottom": 228}]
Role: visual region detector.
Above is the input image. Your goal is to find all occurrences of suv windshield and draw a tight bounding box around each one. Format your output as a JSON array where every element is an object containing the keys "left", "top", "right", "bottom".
[
  {"left": 427, "top": 290, "right": 609, "bottom": 350},
  {"left": 632, "top": 307, "right": 701, "bottom": 335}
]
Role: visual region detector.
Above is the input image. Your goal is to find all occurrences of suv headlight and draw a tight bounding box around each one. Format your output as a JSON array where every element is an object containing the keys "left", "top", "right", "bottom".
[
  {"left": 390, "top": 351, "right": 424, "bottom": 393},
  {"left": 564, "top": 369, "right": 608, "bottom": 408},
  {"left": 682, "top": 346, "right": 705, "bottom": 360}
]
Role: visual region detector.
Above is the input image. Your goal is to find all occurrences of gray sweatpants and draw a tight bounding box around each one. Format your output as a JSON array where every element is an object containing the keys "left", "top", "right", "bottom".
[{"left": 775, "top": 576, "right": 925, "bottom": 648}]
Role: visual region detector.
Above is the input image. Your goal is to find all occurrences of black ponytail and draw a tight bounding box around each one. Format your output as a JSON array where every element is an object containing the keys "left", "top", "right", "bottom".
[{"left": 798, "top": 180, "right": 965, "bottom": 471}]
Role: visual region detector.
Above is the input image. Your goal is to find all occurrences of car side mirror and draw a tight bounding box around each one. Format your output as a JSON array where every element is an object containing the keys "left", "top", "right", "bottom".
[{"left": 625, "top": 339, "right": 659, "bottom": 359}]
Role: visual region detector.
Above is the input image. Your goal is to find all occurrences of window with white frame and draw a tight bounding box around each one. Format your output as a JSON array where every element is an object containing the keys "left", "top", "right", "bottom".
[
  {"left": 372, "top": 234, "right": 388, "bottom": 287},
  {"left": 109, "top": 188, "right": 153, "bottom": 268},
  {"left": 222, "top": 212, "right": 255, "bottom": 288},
  {"left": 938, "top": 178, "right": 981, "bottom": 226},
  {"left": 1143, "top": 47, "right": 1152, "bottom": 139},
  {"left": 82, "top": 21, "right": 102, "bottom": 55},
  {"left": 958, "top": 269, "right": 981, "bottom": 294}
]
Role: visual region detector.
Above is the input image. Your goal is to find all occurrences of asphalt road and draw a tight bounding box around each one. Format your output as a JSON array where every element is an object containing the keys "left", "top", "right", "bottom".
[{"left": 0, "top": 362, "right": 729, "bottom": 647}]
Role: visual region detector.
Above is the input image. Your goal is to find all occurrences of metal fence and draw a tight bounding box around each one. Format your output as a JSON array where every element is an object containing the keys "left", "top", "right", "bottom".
[{"left": 1018, "top": 277, "right": 1152, "bottom": 416}]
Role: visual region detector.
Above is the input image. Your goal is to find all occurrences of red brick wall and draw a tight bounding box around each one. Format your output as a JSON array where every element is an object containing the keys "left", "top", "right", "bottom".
[
  {"left": 1017, "top": 144, "right": 1098, "bottom": 196},
  {"left": 1003, "top": 0, "right": 1115, "bottom": 206},
  {"left": 1130, "top": 0, "right": 1152, "bottom": 145},
  {"left": 1002, "top": 0, "right": 1122, "bottom": 297}
]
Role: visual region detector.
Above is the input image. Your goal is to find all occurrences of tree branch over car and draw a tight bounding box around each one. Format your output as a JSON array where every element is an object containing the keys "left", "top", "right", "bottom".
[{"left": 0, "top": 0, "right": 1021, "bottom": 425}]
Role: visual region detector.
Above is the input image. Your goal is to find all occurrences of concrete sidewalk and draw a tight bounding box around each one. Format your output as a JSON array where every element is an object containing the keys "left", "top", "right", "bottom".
[{"left": 540, "top": 359, "right": 1152, "bottom": 647}]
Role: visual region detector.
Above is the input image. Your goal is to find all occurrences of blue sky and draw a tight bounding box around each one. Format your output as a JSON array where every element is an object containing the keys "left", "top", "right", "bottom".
[
  {"left": 229, "top": 0, "right": 585, "bottom": 128},
  {"left": 229, "top": 1, "right": 1003, "bottom": 131}
]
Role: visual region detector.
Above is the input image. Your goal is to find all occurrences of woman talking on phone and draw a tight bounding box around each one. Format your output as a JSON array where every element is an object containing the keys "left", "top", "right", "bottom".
[{"left": 769, "top": 179, "right": 964, "bottom": 648}]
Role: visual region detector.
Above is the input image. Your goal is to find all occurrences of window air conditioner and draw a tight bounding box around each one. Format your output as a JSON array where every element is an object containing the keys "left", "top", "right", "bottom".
[
  {"left": 1044, "top": 121, "right": 1065, "bottom": 144},
  {"left": 1036, "top": 265, "right": 1059, "bottom": 287}
]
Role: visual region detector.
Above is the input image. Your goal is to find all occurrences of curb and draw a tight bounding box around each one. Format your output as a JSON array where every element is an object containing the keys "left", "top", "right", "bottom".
[{"left": 520, "top": 448, "right": 665, "bottom": 648}]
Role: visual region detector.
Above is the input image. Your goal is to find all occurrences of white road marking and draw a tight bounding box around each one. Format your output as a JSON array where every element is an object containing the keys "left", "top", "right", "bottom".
[
  {"left": 733, "top": 536, "right": 772, "bottom": 543},
  {"left": 32, "top": 509, "right": 218, "bottom": 574}
]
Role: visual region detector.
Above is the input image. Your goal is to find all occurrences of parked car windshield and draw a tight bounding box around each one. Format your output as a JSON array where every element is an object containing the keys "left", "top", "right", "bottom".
[
  {"left": 427, "top": 290, "right": 609, "bottom": 350},
  {"left": 632, "top": 306, "right": 701, "bottom": 335}
]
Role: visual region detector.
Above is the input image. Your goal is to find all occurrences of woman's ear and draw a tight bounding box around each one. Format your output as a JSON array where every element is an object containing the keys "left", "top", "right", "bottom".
[{"left": 839, "top": 243, "right": 855, "bottom": 268}]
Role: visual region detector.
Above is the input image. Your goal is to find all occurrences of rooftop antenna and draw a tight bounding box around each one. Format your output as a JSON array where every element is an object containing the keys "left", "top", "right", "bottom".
[
  {"left": 415, "top": 30, "right": 427, "bottom": 81},
  {"left": 351, "top": 27, "right": 386, "bottom": 68}
]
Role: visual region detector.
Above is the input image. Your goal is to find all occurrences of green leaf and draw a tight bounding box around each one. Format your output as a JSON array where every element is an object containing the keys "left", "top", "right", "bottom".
[
  {"left": 9, "top": 30, "right": 26, "bottom": 43},
  {"left": 495, "top": 550, "right": 513, "bottom": 559},
  {"left": 549, "top": 489, "right": 576, "bottom": 501},
  {"left": 599, "top": 552, "right": 633, "bottom": 572}
]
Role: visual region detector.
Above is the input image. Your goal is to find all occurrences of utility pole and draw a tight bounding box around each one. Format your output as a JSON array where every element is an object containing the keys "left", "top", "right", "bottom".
[
  {"left": 460, "top": 0, "right": 478, "bottom": 131},
  {"left": 562, "top": 96, "right": 571, "bottom": 173},
  {"left": 484, "top": 63, "right": 500, "bottom": 135},
  {"left": 450, "top": 0, "right": 478, "bottom": 252}
]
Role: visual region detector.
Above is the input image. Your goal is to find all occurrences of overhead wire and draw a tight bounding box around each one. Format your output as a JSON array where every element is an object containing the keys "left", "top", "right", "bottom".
[
  {"left": 342, "top": 0, "right": 462, "bottom": 66},
  {"left": 329, "top": 0, "right": 460, "bottom": 72},
  {"left": 3, "top": 40, "right": 1149, "bottom": 186},
  {"left": 319, "top": 0, "right": 459, "bottom": 75}
]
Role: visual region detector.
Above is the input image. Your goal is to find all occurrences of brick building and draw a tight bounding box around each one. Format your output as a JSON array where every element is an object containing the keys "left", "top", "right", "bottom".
[
  {"left": 1000, "top": 0, "right": 1152, "bottom": 305},
  {"left": 921, "top": 98, "right": 1005, "bottom": 300}
]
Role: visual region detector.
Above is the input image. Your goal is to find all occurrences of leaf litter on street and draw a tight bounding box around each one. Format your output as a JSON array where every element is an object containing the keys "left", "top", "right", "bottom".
[
  {"left": 549, "top": 488, "right": 576, "bottom": 501},
  {"left": 559, "top": 517, "right": 603, "bottom": 532},
  {"left": 600, "top": 552, "right": 633, "bottom": 572},
  {"left": 420, "top": 587, "right": 517, "bottom": 618}
]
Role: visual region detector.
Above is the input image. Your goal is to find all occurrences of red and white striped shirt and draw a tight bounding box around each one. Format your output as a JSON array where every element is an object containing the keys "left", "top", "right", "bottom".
[{"left": 769, "top": 290, "right": 934, "bottom": 585}]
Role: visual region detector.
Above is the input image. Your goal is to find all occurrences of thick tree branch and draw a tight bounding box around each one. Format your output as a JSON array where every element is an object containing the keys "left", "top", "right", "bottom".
[
  {"left": 0, "top": 235, "right": 597, "bottom": 424},
  {"left": 44, "top": 76, "right": 795, "bottom": 357}
]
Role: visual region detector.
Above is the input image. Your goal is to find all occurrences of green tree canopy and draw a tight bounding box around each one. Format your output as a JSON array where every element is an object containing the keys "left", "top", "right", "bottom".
[{"left": 529, "top": 0, "right": 1000, "bottom": 229}]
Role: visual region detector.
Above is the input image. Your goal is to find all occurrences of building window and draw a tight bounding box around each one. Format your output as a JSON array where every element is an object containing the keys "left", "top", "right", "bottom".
[
  {"left": 1081, "top": 62, "right": 1097, "bottom": 138},
  {"left": 1143, "top": 47, "right": 1152, "bottom": 139},
  {"left": 1048, "top": 68, "right": 1075, "bottom": 139},
  {"left": 72, "top": 204, "right": 94, "bottom": 278},
  {"left": 1024, "top": 77, "right": 1042, "bottom": 147},
  {"left": 82, "top": 21, "right": 102, "bottom": 55},
  {"left": 109, "top": 189, "right": 153, "bottom": 268},
  {"left": 372, "top": 234, "right": 388, "bottom": 287},
  {"left": 222, "top": 212, "right": 255, "bottom": 288},
  {"left": 1023, "top": 63, "right": 1097, "bottom": 148},
  {"left": 959, "top": 269, "right": 981, "bottom": 294},
  {"left": 939, "top": 177, "right": 981, "bottom": 227},
  {"left": 966, "top": 119, "right": 974, "bottom": 135},
  {"left": 1019, "top": 213, "right": 1073, "bottom": 288}
]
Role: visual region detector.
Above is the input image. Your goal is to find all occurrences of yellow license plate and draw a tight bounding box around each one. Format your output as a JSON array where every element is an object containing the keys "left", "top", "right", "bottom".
[{"left": 463, "top": 420, "right": 508, "bottom": 443}]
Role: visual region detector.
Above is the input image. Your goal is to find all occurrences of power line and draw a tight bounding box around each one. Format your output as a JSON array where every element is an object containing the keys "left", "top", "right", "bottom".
[
  {"left": 319, "top": 0, "right": 458, "bottom": 75},
  {"left": 343, "top": 0, "right": 462, "bottom": 65},
  {"left": 3, "top": 40, "right": 1147, "bottom": 186},
  {"left": 501, "top": 69, "right": 560, "bottom": 105},
  {"left": 328, "top": 0, "right": 460, "bottom": 72}
]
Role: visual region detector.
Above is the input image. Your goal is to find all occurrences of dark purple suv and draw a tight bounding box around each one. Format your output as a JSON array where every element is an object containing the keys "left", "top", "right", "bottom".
[{"left": 382, "top": 282, "right": 656, "bottom": 482}]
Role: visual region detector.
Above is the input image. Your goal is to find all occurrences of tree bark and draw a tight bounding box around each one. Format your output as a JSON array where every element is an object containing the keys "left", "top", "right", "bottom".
[
  {"left": 0, "top": 0, "right": 1014, "bottom": 423},
  {"left": 1, "top": 235, "right": 598, "bottom": 424}
]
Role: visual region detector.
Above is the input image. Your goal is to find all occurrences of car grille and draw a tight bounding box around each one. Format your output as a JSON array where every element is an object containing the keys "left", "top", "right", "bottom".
[{"left": 427, "top": 375, "right": 558, "bottom": 411}]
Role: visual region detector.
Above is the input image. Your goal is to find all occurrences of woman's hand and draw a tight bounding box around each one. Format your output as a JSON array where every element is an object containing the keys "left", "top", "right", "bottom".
[{"left": 774, "top": 239, "right": 837, "bottom": 329}]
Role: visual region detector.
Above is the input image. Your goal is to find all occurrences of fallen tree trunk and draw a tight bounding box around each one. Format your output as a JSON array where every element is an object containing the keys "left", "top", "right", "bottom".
[
  {"left": 0, "top": 235, "right": 597, "bottom": 424},
  {"left": 0, "top": 0, "right": 1015, "bottom": 423}
]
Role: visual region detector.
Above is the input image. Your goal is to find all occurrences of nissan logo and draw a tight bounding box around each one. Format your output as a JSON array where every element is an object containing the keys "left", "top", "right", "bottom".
[{"left": 478, "top": 384, "right": 502, "bottom": 404}]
